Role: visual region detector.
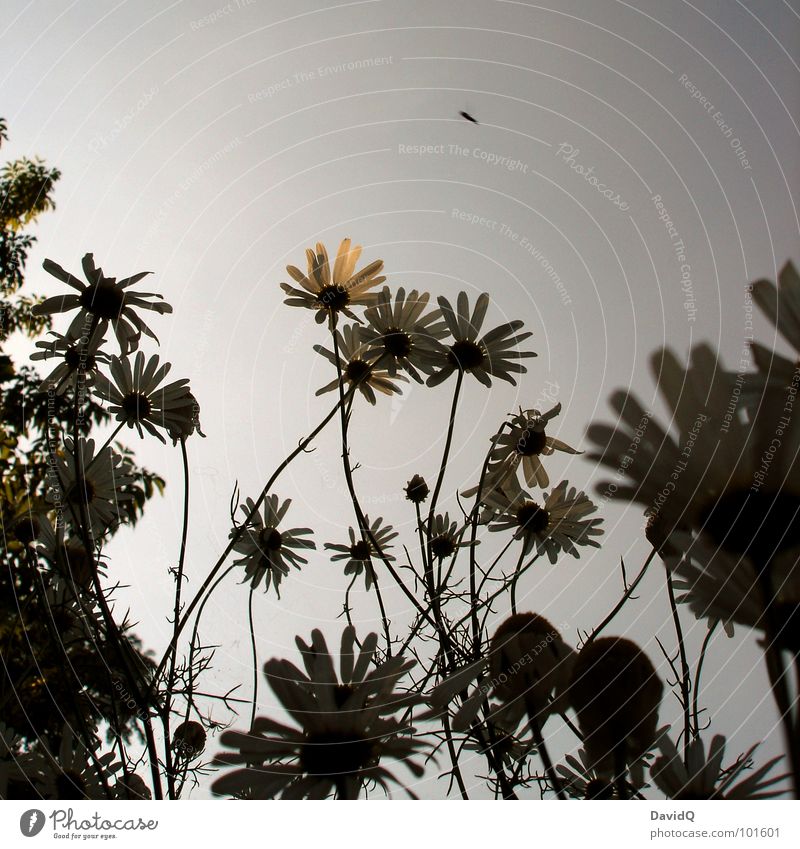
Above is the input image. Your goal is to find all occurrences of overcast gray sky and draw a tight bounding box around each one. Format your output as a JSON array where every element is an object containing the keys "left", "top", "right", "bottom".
[{"left": 3, "top": 0, "right": 799, "bottom": 798}]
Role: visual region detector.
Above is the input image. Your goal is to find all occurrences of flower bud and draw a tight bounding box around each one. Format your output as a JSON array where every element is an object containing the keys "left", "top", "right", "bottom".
[
  {"left": 569, "top": 637, "right": 663, "bottom": 777},
  {"left": 404, "top": 474, "right": 429, "bottom": 504}
]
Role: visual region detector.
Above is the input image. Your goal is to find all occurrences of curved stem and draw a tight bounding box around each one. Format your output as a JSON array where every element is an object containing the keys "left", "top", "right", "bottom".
[
  {"left": 148, "top": 386, "right": 357, "bottom": 700},
  {"left": 585, "top": 547, "right": 657, "bottom": 645},
  {"left": 509, "top": 547, "right": 526, "bottom": 616},
  {"left": 163, "top": 437, "right": 191, "bottom": 797},
  {"left": 692, "top": 621, "right": 717, "bottom": 736},
  {"left": 426, "top": 369, "right": 463, "bottom": 567},
  {"left": 248, "top": 586, "right": 258, "bottom": 729}
]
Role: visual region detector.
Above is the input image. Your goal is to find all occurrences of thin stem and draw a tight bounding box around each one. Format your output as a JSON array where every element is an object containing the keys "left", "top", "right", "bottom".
[
  {"left": 664, "top": 564, "right": 693, "bottom": 760},
  {"left": 527, "top": 705, "right": 566, "bottom": 800},
  {"left": 330, "top": 329, "right": 392, "bottom": 655},
  {"left": 163, "top": 437, "right": 191, "bottom": 798},
  {"left": 426, "top": 369, "right": 463, "bottom": 567},
  {"left": 509, "top": 547, "right": 526, "bottom": 616},
  {"left": 585, "top": 547, "right": 657, "bottom": 645},
  {"left": 248, "top": 586, "right": 258, "bottom": 729},
  {"left": 692, "top": 622, "right": 717, "bottom": 736}
]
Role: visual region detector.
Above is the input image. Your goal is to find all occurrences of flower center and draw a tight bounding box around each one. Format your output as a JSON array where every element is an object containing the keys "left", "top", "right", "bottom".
[
  {"left": 68, "top": 479, "right": 96, "bottom": 505},
  {"left": 430, "top": 535, "right": 456, "bottom": 559},
  {"left": 516, "top": 429, "right": 547, "bottom": 456},
  {"left": 333, "top": 684, "right": 355, "bottom": 708},
  {"left": 448, "top": 340, "right": 485, "bottom": 371},
  {"left": 515, "top": 501, "right": 550, "bottom": 534},
  {"left": 350, "top": 540, "right": 371, "bottom": 560},
  {"left": 121, "top": 392, "right": 152, "bottom": 421},
  {"left": 300, "top": 731, "right": 374, "bottom": 780},
  {"left": 383, "top": 328, "right": 412, "bottom": 358},
  {"left": 345, "top": 359, "right": 372, "bottom": 383},
  {"left": 64, "top": 347, "right": 96, "bottom": 372},
  {"left": 698, "top": 489, "right": 800, "bottom": 563},
  {"left": 317, "top": 284, "right": 350, "bottom": 312},
  {"left": 79, "top": 280, "right": 125, "bottom": 320},
  {"left": 259, "top": 527, "right": 283, "bottom": 551}
]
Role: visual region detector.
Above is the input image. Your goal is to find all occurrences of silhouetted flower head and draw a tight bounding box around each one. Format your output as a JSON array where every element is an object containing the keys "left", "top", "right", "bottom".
[
  {"left": 114, "top": 773, "right": 152, "bottom": 799},
  {"left": 314, "top": 323, "right": 406, "bottom": 404},
  {"left": 325, "top": 516, "right": 397, "bottom": 590},
  {"left": 650, "top": 727, "right": 787, "bottom": 799},
  {"left": 31, "top": 325, "right": 108, "bottom": 395},
  {"left": 172, "top": 721, "right": 207, "bottom": 760},
  {"left": 360, "top": 286, "right": 448, "bottom": 381},
  {"left": 477, "top": 404, "right": 581, "bottom": 491},
  {"left": 569, "top": 637, "right": 663, "bottom": 780},
  {"left": 487, "top": 477, "right": 602, "bottom": 562},
  {"left": 33, "top": 253, "right": 172, "bottom": 354},
  {"left": 488, "top": 613, "right": 575, "bottom": 720},
  {"left": 35, "top": 726, "right": 121, "bottom": 800},
  {"left": 426, "top": 292, "right": 536, "bottom": 388},
  {"left": 588, "top": 344, "right": 800, "bottom": 637},
  {"left": 230, "top": 496, "right": 315, "bottom": 595},
  {"left": 428, "top": 512, "right": 474, "bottom": 560},
  {"left": 49, "top": 438, "right": 135, "bottom": 539},
  {"left": 280, "top": 238, "right": 385, "bottom": 326},
  {"left": 95, "top": 352, "right": 197, "bottom": 444},
  {"left": 212, "top": 627, "right": 427, "bottom": 799},
  {"left": 404, "top": 474, "right": 430, "bottom": 504}
]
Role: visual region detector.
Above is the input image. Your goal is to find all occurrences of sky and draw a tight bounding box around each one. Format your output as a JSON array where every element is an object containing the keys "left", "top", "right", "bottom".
[{"left": 2, "top": 0, "right": 799, "bottom": 798}]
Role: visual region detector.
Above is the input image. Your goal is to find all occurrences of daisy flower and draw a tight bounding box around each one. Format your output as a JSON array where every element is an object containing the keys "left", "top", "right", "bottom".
[
  {"left": 650, "top": 727, "right": 787, "bottom": 799},
  {"left": 30, "top": 325, "right": 108, "bottom": 395},
  {"left": 211, "top": 627, "right": 427, "bottom": 799},
  {"left": 427, "top": 614, "right": 574, "bottom": 736},
  {"left": 557, "top": 747, "right": 616, "bottom": 799},
  {"left": 113, "top": 773, "right": 152, "bottom": 800},
  {"left": 568, "top": 637, "right": 663, "bottom": 781},
  {"left": 359, "top": 287, "right": 448, "bottom": 381},
  {"left": 667, "top": 530, "right": 800, "bottom": 645},
  {"left": 556, "top": 746, "right": 652, "bottom": 799},
  {"left": 487, "top": 478, "right": 603, "bottom": 563},
  {"left": 587, "top": 344, "right": 800, "bottom": 635},
  {"left": 230, "top": 496, "right": 315, "bottom": 595},
  {"left": 37, "top": 726, "right": 121, "bottom": 800},
  {"left": 463, "top": 405, "right": 581, "bottom": 499},
  {"left": 325, "top": 516, "right": 398, "bottom": 590},
  {"left": 280, "top": 238, "right": 385, "bottom": 326},
  {"left": 313, "top": 323, "right": 406, "bottom": 405},
  {"left": 33, "top": 513, "right": 103, "bottom": 587},
  {"left": 32, "top": 253, "right": 172, "bottom": 354},
  {"left": 161, "top": 389, "right": 204, "bottom": 444},
  {"left": 427, "top": 512, "right": 474, "bottom": 560},
  {"left": 426, "top": 292, "right": 536, "bottom": 388},
  {"left": 94, "top": 352, "right": 198, "bottom": 444},
  {"left": 49, "top": 438, "right": 135, "bottom": 538}
]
